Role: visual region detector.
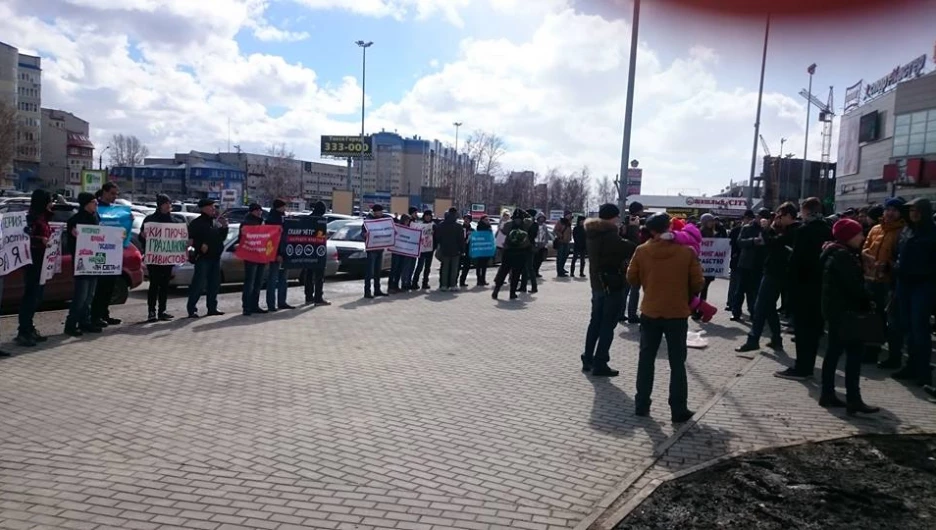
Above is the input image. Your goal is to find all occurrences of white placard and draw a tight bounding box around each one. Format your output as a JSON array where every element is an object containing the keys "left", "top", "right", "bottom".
[
  {"left": 412, "top": 222, "right": 434, "bottom": 254},
  {"left": 40, "top": 229, "right": 62, "bottom": 285},
  {"left": 364, "top": 217, "right": 395, "bottom": 250},
  {"left": 74, "top": 225, "right": 124, "bottom": 276},
  {"left": 391, "top": 224, "right": 422, "bottom": 258},
  {"left": 0, "top": 212, "right": 32, "bottom": 276},
  {"left": 142, "top": 222, "right": 189, "bottom": 266},
  {"left": 699, "top": 237, "right": 731, "bottom": 279}
]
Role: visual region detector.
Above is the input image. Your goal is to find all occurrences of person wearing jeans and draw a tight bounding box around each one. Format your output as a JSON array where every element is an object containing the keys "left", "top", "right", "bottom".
[
  {"left": 17, "top": 189, "right": 54, "bottom": 346},
  {"left": 188, "top": 257, "right": 222, "bottom": 316},
  {"left": 264, "top": 199, "right": 293, "bottom": 311},
  {"left": 627, "top": 212, "right": 704, "bottom": 423},
  {"left": 580, "top": 204, "right": 635, "bottom": 376},
  {"left": 186, "top": 199, "right": 229, "bottom": 318},
  {"left": 362, "top": 204, "right": 391, "bottom": 298},
  {"left": 140, "top": 194, "right": 180, "bottom": 322},
  {"left": 65, "top": 192, "right": 103, "bottom": 336}
]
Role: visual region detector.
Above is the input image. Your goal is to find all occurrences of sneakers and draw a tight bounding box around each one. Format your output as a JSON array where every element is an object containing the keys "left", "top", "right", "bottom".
[
  {"left": 104, "top": 317, "right": 122, "bottom": 326},
  {"left": 774, "top": 368, "right": 810, "bottom": 381}
]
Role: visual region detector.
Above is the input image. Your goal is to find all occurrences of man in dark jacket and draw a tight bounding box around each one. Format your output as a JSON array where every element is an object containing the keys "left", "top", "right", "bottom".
[
  {"left": 737, "top": 202, "right": 798, "bottom": 353},
  {"left": 731, "top": 209, "right": 766, "bottom": 322},
  {"left": 90, "top": 182, "right": 122, "bottom": 328},
  {"left": 64, "top": 192, "right": 103, "bottom": 336},
  {"left": 457, "top": 214, "right": 475, "bottom": 288},
  {"left": 264, "top": 199, "right": 294, "bottom": 311},
  {"left": 726, "top": 220, "right": 743, "bottom": 311},
  {"left": 518, "top": 209, "right": 540, "bottom": 294},
  {"left": 186, "top": 198, "right": 229, "bottom": 318},
  {"left": 303, "top": 201, "right": 330, "bottom": 305},
  {"left": 492, "top": 209, "right": 533, "bottom": 300},
  {"left": 581, "top": 204, "right": 636, "bottom": 377},
  {"left": 434, "top": 208, "right": 464, "bottom": 291},
  {"left": 240, "top": 203, "right": 267, "bottom": 316},
  {"left": 361, "top": 204, "right": 390, "bottom": 298},
  {"left": 892, "top": 197, "right": 936, "bottom": 386},
  {"left": 140, "top": 194, "right": 183, "bottom": 322},
  {"left": 776, "top": 197, "right": 833, "bottom": 380}
]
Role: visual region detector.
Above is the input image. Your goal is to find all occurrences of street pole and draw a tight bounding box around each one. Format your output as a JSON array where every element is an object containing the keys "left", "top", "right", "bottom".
[
  {"left": 778, "top": 137, "right": 786, "bottom": 201},
  {"left": 356, "top": 40, "right": 373, "bottom": 213},
  {"left": 801, "top": 64, "right": 816, "bottom": 202},
  {"left": 453, "top": 121, "right": 462, "bottom": 207},
  {"left": 746, "top": 14, "right": 770, "bottom": 209},
  {"left": 617, "top": 0, "right": 640, "bottom": 214}
]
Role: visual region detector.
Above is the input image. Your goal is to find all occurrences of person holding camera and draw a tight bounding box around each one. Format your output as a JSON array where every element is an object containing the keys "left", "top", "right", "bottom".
[
  {"left": 580, "top": 204, "right": 636, "bottom": 377},
  {"left": 186, "top": 199, "right": 229, "bottom": 318}
]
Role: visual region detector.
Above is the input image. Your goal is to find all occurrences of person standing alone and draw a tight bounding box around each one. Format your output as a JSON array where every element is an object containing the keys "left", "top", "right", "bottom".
[
  {"left": 554, "top": 211, "right": 573, "bottom": 277},
  {"left": 140, "top": 194, "right": 181, "bottom": 322},
  {"left": 627, "top": 213, "right": 705, "bottom": 423},
  {"left": 570, "top": 216, "right": 587, "bottom": 278}
]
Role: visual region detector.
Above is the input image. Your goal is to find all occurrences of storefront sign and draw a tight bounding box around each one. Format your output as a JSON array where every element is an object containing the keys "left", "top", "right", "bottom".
[
  {"left": 864, "top": 54, "right": 927, "bottom": 101},
  {"left": 683, "top": 196, "right": 747, "bottom": 210}
]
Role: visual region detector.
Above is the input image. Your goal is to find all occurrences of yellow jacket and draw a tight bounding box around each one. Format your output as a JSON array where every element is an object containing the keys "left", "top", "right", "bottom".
[
  {"left": 861, "top": 218, "right": 904, "bottom": 283},
  {"left": 627, "top": 239, "right": 705, "bottom": 319}
]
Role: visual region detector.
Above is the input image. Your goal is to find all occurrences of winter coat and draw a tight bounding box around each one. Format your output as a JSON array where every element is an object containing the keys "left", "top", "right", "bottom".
[
  {"left": 736, "top": 222, "right": 766, "bottom": 270},
  {"left": 27, "top": 210, "right": 53, "bottom": 264},
  {"left": 762, "top": 222, "right": 798, "bottom": 279},
  {"left": 585, "top": 218, "right": 636, "bottom": 292},
  {"left": 626, "top": 238, "right": 705, "bottom": 319},
  {"left": 434, "top": 215, "right": 464, "bottom": 258},
  {"left": 573, "top": 224, "right": 586, "bottom": 251},
  {"left": 728, "top": 225, "right": 742, "bottom": 269},
  {"left": 895, "top": 198, "right": 936, "bottom": 285},
  {"left": 820, "top": 242, "right": 871, "bottom": 325},
  {"left": 788, "top": 217, "right": 833, "bottom": 294},
  {"left": 861, "top": 218, "right": 904, "bottom": 283},
  {"left": 188, "top": 214, "right": 229, "bottom": 260},
  {"left": 265, "top": 209, "right": 286, "bottom": 226},
  {"left": 554, "top": 218, "right": 573, "bottom": 244}
]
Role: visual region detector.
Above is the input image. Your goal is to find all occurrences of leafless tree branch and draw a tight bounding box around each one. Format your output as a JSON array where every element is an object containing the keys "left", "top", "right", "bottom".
[{"left": 108, "top": 134, "right": 150, "bottom": 166}]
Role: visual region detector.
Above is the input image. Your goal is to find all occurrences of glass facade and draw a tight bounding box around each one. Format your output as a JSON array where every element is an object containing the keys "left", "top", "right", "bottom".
[{"left": 893, "top": 109, "right": 936, "bottom": 157}]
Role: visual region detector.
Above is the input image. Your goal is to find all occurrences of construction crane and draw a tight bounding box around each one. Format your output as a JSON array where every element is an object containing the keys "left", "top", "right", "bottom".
[
  {"left": 759, "top": 134, "right": 779, "bottom": 208},
  {"left": 798, "top": 86, "right": 835, "bottom": 198}
]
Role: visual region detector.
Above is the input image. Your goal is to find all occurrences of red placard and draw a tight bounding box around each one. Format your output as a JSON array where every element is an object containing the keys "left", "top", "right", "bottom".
[
  {"left": 234, "top": 225, "right": 282, "bottom": 264},
  {"left": 882, "top": 164, "right": 899, "bottom": 183}
]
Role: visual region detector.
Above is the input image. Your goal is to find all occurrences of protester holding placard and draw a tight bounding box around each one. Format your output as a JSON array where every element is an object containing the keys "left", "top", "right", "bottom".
[
  {"left": 457, "top": 214, "right": 475, "bottom": 288},
  {"left": 265, "top": 199, "right": 295, "bottom": 312},
  {"left": 301, "top": 202, "right": 331, "bottom": 305},
  {"left": 361, "top": 204, "right": 391, "bottom": 298},
  {"left": 186, "top": 199, "right": 229, "bottom": 318},
  {"left": 411, "top": 210, "right": 435, "bottom": 290},
  {"left": 468, "top": 215, "right": 495, "bottom": 286},
  {"left": 89, "top": 183, "right": 123, "bottom": 328},
  {"left": 140, "top": 194, "right": 183, "bottom": 322},
  {"left": 389, "top": 214, "right": 416, "bottom": 293},
  {"left": 64, "top": 192, "right": 102, "bottom": 336},
  {"left": 240, "top": 204, "right": 268, "bottom": 316},
  {"left": 15, "top": 189, "right": 54, "bottom": 346}
]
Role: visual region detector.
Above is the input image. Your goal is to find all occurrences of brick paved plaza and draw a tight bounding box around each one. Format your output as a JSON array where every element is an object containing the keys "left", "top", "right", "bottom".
[{"left": 1, "top": 277, "right": 935, "bottom": 530}]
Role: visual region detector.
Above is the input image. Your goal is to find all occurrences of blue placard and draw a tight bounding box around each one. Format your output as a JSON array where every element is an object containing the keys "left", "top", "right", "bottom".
[
  {"left": 468, "top": 231, "right": 496, "bottom": 259},
  {"left": 97, "top": 204, "right": 133, "bottom": 248}
]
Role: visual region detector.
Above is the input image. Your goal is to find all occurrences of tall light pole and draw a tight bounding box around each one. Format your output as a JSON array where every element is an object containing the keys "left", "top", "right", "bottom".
[
  {"left": 746, "top": 14, "right": 771, "bottom": 209},
  {"left": 356, "top": 40, "right": 373, "bottom": 212},
  {"left": 617, "top": 0, "right": 640, "bottom": 214},
  {"left": 98, "top": 145, "right": 110, "bottom": 171},
  {"left": 453, "top": 121, "right": 462, "bottom": 207},
  {"left": 801, "top": 63, "right": 816, "bottom": 202}
]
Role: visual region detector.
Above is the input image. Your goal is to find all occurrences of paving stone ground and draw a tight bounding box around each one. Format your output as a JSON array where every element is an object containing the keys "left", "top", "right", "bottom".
[{"left": 1, "top": 275, "right": 934, "bottom": 530}]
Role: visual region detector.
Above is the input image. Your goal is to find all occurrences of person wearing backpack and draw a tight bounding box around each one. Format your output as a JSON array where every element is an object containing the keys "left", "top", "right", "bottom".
[{"left": 492, "top": 209, "right": 532, "bottom": 300}]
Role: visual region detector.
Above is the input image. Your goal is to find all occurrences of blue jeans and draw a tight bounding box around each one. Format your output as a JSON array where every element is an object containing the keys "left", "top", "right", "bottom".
[
  {"left": 897, "top": 280, "right": 935, "bottom": 382},
  {"left": 636, "top": 317, "right": 689, "bottom": 414},
  {"left": 400, "top": 257, "right": 416, "bottom": 289},
  {"left": 364, "top": 250, "right": 384, "bottom": 295},
  {"left": 583, "top": 289, "right": 624, "bottom": 369},
  {"left": 18, "top": 263, "right": 45, "bottom": 336},
  {"left": 747, "top": 274, "right": 782, "bottom": 344},
  {"left": 266, "top": 263, "right": 288, "bottom": 309},
  {"left": 557, "top": 243, "right": 571, "bottom": 275},
  {"left": 242, "top": 262, "right": 266, "bottom": 313},
  {"left": 187, "top": 258, "right": 221, "bottom": 315},
  {"left": 621, "top": 284, "right": 640, "bottom": 320},
  {"left": 66, "top": 276, "right": 97, "bottom": 330},
  {"left": 390, "top": 254, "right": 405, "bottom": 289}
]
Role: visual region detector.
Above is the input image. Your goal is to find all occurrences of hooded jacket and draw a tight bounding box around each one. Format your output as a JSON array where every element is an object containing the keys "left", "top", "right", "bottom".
[
  {"left": 627, "top": 237, "right": 705, "bottom": 319},
  {"left": 895, "top": 198, "right": 936, "bottom": 284},
  {"left": 820, "top": 242, "right": 871, "bottom": 325},
  {"left": 861, "top": 217, "right": 905, "bottom": 283},
  {"left": 585, "top": 218, "right": 636, "bottom": 292}
]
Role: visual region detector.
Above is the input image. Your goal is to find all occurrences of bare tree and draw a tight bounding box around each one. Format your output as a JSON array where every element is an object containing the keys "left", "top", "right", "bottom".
[
  {"left": 0, "top": 100, "right": 17, "bottom": 177},
  {"left": 595, "top": 175, "right": 615, "bottom": 205},
  {"left": 562, "top": 165, "right": 590, "bottom": 213},
  {"left": 462, "top": 130, "right": 506, "bottom": 207},
  {"left": 108, "top": 134, "right": 150, "bottom": 166},
  {"left": 257, "top": 143, "right": 301, "bottom": 202}
]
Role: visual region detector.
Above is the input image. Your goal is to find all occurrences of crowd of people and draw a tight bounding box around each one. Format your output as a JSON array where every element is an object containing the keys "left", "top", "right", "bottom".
[{"left": 582, "top": 197, "right": 936, "bottom": 422}]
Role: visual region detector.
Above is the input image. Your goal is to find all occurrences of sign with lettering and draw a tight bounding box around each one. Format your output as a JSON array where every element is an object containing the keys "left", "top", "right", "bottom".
[
  {"left": 364, "top": 217, "right": 395, "bottom": 250},
  {"left": 320, "top": 135, "right": 374, "bottom": 159},
  {"left": 0, "top": 212, "right": 32, "bottom": 276},
  {"left": 235, "top": 225, "right": 282, "bottom": 264},
  {"left": 81, "top": 170, "right": 104, "bottom": 193},
  {"left": 413, "top": 222, "right": 434, "bottom": 254},
  {"left": 626, "top": 168, "right": 643, "bottom": 196},
  {"left": 282, "top": 216, "right": 328, "bottom": 270},
  {"left": 391, "top": 224, "right": 422, "bottom": 258},
  {"left": 142, "top": 223, "right": 190, "bottom": 266},
  {"left": 864, "top": 54, "right": 927, "bottom": 101},
  {"left": 468, "top": 230, "right": 496, "bottom": 259},
  {"left": 40, "top": 229, "right": 62, "bottom": 285},
  {"left": 74, "top": 225, "right": 123, "bottom": 276},
  {"left": 683, "top": 197, "right": 747, "bottom": 211},
  {"left": 698, "top": 237, "right": 731, "bottom": 279}
]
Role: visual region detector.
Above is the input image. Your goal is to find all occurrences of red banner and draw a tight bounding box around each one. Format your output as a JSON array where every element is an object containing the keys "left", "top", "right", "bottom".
[{"left": 234, "top": 225, "right": 282, "bottom": 264}]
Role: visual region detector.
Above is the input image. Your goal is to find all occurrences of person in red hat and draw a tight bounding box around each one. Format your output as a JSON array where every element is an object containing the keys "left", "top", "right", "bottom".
[{"left": 817, "top": 218, "right": 879, "bottom": 415}]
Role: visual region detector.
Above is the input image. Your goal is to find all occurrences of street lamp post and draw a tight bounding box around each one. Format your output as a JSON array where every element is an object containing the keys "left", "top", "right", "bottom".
[
  {"left": 746, "top": 14, "right": 771, "bottom": 209},
  {"left": 356, "top": 40, "right": 373, "bottom": 213},
  {"left": 617, "top": 0, "right": 641, "bottom": 214},
  {"left": 453, "top": 121, "right": 462, "bottom": 207},
  {"left": 801, "top": 63, "right": 816, "bottom": 202},
  {"left": 99, "top": 145, "right": 110, "bottom": 170}
]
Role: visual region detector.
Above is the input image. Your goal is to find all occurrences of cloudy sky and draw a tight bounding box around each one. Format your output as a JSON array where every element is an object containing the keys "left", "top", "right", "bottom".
[{"left": 2, "top": 0, "right": 934, "bottom": 195}]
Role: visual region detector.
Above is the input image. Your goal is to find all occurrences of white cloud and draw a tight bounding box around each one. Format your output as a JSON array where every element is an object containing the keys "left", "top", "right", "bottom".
[{"left": 0, "top": 0, "right": 828, "bottom": 198}]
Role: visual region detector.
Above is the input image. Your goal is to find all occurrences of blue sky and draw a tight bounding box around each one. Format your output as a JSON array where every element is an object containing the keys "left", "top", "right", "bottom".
[{"left": 2, "top": 0, "right": 934, "bottom": 196}]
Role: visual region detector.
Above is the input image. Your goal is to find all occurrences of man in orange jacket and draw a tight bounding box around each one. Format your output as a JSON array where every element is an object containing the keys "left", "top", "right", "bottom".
[{"left": 862, "top": 198, "right": 905, "bottom": 368}]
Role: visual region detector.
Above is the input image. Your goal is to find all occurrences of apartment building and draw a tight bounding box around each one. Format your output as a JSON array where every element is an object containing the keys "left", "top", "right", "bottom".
[
  {"left": 39, "top": 108, "right": 94, "bottom": 196},
  {"left": 0, "top": 41, "right": 42, "bottom": 189}
]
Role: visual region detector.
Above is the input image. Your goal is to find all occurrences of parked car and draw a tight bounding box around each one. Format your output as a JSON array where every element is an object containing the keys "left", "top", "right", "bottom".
[
  {"left": 326, "top": 218, "right": 356, "bottom": 236},
  {"left": 220, "top": 206, "right": 269, "bottom": 225},
  {"left": 329, "top": 220, "right": 392, "bottom": 276},
  {"left": 0, "top": 204, "right": 145, "bottom": 310},
  {"left": 151, "top": 224, "right": 340, "bottom": 288}
]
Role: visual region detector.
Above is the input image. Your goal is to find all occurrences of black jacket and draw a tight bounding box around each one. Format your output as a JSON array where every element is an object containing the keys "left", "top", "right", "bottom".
[
  {"left": 789, "top": 217, "right": 833, "bottom": 292},
  {"left": 895, "top": 198, "right": 936, "bottom": 284},
  {"left": 265, "top": 209, "right": 285, "bottom": 226},
  {"left": 585, "top": 218, "right": 637, "bottom": 292},
  {"left": 139, "top": 210, "right": 183, "bottom": 256},
  {"left": 728, "top": 225, "right": 742, "bottom": 269},
  {"left": 762, "top": 222, "right": 798, "bottom": 278},
  {"left": 573, "top": 224, "right": 586, "bottom": 251},
  {"left": 736, "top": 222, "right": 766, "bottom": 271},
  {"left": 65, "top": 207, "right": 100, "bottom": 256},
  {"left": 434, "top": 214, "right": 464, "bottom": 258},
  {"left": 189, "top": 214, "right": 229, "bottom": 260},
  {"left": 820, "top": 242, "right": 871, "bottom": 325}
]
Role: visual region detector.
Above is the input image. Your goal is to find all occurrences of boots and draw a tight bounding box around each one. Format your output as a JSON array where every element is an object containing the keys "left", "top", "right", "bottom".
[
  {"left": 847, "top": 400, "right": 880, "bottom": 415},
  {"left": 491, "top": 284, "right": 501, "bottom": 300}
]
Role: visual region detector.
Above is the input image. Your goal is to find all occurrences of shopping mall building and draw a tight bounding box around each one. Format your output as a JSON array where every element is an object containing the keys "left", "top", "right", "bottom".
[{"left": 835, "top": 53, "right": 936, "bottom": 211}]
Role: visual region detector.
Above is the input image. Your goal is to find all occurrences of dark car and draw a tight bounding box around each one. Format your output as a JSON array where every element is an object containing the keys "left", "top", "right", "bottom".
[
  {"left": 220, "top": 206, "right": 269, "bottom": 225},
  {"left": 0, "top": 203, "right": 145, "bottom": 310}
]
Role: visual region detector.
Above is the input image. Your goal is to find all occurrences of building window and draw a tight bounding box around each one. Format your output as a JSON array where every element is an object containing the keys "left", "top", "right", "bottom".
[{"left": 893, "top": 109, "right": 936, "bottom": 157}]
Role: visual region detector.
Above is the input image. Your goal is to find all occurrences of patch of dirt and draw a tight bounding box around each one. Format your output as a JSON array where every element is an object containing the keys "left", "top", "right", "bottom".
[{"left": 618, "top": 435, "right": 936, "bottom": 530}]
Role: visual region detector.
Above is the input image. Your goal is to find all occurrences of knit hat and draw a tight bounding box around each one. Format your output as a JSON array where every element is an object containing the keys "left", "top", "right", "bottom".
[
  {"left": 885, "top": 197, "right": 905, "bottom": 210},
  {"left": 832, "top": 218, "right": 863, "bottom": 244},
  {"left": 156, "top": 193, "right": 171, "bottom": 206},
  {"left": 312, "top": 201, "right": 327, "bottom": 216},
  {"left": 699, "top": 213, "right": 715, "bottom": 223},
  {"left": 645, "top": 212, "right": 671, "bottom": 234},
  {"left": 598, "top": 203, "right": 620, "bottom": 220},
  {"left": 77, "top": 192, "right": 95, "bottom": 207},
  {"left": 248, "top": 202, "right": 262, "bottom": 212},
  {"left": 273, "top": 199, "right": 287, "bottom": 209}
]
